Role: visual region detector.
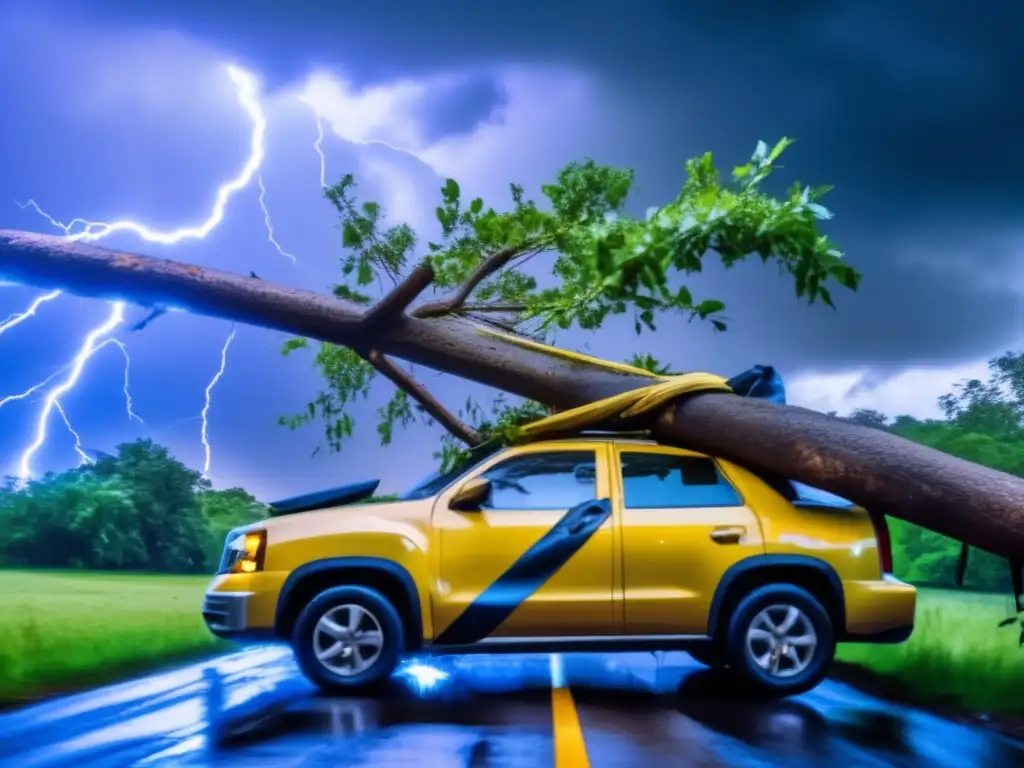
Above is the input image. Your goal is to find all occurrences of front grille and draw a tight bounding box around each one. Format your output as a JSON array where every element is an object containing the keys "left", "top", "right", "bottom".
[{"left": 202, "top": 593, "right": 247, "bottom": 631}]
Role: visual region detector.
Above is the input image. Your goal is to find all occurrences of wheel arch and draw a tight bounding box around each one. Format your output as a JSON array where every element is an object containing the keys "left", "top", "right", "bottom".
[
  {"left": 274, "top": 557, "right": 424, "bottom": 651},
  {"left": 707, "top": 554, "right": 846, "bottom": 640}
]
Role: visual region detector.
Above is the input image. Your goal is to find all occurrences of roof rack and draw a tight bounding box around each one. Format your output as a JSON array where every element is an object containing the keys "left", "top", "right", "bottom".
[
  {"left": 517, "top": 428, "right": 654, "bottom": 443},
  {"left": 575, "top": 429, "right": 652, "bottom": 438}
]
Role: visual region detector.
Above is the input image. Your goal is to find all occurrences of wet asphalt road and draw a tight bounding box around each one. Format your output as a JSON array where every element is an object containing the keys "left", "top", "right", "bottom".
[{"left": 1, "top": 646, "right": 1022, "bottom": 767}]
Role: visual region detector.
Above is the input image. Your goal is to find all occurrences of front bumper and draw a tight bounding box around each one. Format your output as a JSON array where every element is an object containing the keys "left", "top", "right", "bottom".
[
  {"left": 203, "top": 571, "right": 288, "bottom": 640},
  {"left": 202, "top": 591, "right": 251, "bottom": 638},
  {"left": 841, "top": 574, "right": 917, "bottom": 643}
]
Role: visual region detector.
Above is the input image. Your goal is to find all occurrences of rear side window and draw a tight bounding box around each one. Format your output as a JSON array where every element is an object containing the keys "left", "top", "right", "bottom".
[
  {"left": 620, "top": 452, "right": 742, "bottom": 509},
  {"left": 790, "top": 481, "right": 854, "bottom": 508}
]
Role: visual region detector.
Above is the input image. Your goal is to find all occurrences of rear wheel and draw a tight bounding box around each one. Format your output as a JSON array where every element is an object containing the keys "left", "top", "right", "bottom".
[
  {"left": 723, "top": 584, "right": 834, "bottom": 697},
  {"left": 292, "top": 585, "right": 405, "bottom": 695}
]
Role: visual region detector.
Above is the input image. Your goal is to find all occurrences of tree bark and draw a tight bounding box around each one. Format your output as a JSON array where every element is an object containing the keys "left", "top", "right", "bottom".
[
  {"left": 2, "top": 228, "right": 1023, "bottom": 559},
  {"left": 365, "top": 349, "right": 482, "bottom": 447}
]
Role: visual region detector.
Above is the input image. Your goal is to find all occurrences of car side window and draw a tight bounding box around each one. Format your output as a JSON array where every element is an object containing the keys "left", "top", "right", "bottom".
[
  {"left": 478, "top": 450, "right": 597, "bottom": 511},
  {"left": 620, "top": 452, "right": 742, "bottom": 509}
]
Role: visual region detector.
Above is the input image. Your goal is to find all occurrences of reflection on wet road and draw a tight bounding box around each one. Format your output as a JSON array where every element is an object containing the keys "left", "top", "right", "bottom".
[{"left": 1, "top": 647, "right": 1021, "bottom": 767}]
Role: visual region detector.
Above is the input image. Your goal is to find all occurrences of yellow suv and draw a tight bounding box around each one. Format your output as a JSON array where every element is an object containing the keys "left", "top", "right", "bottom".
[{"left": 203, "top": 433, "right": 916, "bottom": 697}]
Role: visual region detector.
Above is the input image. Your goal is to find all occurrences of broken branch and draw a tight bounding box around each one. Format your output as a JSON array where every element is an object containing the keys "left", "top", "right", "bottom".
[{"left": 365, "top": 349, "right": 482, "bottom": 446}]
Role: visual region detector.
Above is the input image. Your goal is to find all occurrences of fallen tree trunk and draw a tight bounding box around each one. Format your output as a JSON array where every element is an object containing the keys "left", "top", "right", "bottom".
[{"left": 1, "top": 228, "right": 1023, "bottom": 559}]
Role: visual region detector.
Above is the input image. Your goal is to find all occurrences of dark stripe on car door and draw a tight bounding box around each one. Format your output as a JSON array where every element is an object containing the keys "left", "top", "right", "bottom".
[{"left": 433, "top": 498, "right": 612, "bottom": 646}]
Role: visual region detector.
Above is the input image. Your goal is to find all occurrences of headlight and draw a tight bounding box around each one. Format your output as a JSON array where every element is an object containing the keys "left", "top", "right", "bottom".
[{"left": 218, "top": 529, "right": 266, "bottom": 574}]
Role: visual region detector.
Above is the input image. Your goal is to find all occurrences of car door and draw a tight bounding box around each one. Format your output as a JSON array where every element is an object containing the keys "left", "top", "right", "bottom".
[
  {"left": 615, "top": 444, "right": 766, "bottom": 635},
  {"left": 431, "top": 442, "right": 616, "bottom": 644}
]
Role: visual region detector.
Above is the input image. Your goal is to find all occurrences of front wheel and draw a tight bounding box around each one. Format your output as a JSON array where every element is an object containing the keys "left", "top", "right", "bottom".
[
  {"left": 723, "top": 584, "right": 835, "bottom": 697},
  {"left": 292, "top": 585, "right": 405, "bottom": 695}
]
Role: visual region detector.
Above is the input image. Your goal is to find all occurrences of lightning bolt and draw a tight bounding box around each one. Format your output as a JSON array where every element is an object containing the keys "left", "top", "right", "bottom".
[
  {"left": 257, "top": 175, "right": 296, "bottom": 262},
  {"left": 52, "top": 401, "right": 92, "bottom": 467},
  {"left": 308, "top": 106, "right": 427, "bottom": 188},
  {"left": 0, "top": 290, "right": 61, "bottom": 337},
  {"left": 201, "top": 326, "right": 236, "bottom": 477},
  {"left": 108, "top": 339, "right": 144, "bottom": 424},
  {"left": 9, "top": 63, "right": 269, "bottom": 478},
  {"left": 0, "top": 337, "right": 138, "bottom": 415},
  {"left": 0, "top": 365, "right": 70, "bottom": 411},
  {"left": 17, "top": 302, "right": 125, "bottom": 479},
  {"left": 24, "top": 66, "right": 265, "bottom": 244},
  {"left": 313, "top": 113, "right": 327, "bottom": 189}
]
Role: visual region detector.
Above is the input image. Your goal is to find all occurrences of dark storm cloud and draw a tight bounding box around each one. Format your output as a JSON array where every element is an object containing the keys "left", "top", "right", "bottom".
[
  {"left": 28, "top": 0, "right": 1024, "bottom": 220},
  {"left": 13, "top": 0, "right": 1024, "bottom": 375},
  {"left": 409, "top": 74, "right": 507, "bottom": 145},
  {"left": 691, "top": 243, "right": 1023, "bottom": 375}
]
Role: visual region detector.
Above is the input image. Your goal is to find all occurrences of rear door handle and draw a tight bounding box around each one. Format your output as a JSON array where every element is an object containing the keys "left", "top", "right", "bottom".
[{"left": 710, "top": 526, "right": 746, "bottom": 544}]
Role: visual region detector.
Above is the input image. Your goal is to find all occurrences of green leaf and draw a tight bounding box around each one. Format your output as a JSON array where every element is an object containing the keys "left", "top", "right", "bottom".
[
  {"left": 356, "top": 260, "right": 373, "bottom": 286},
  {"left": 281, "top": 337, "right": 309, "bottom": 356},
  {"left": 807, "top": 202, "right": 832, "bottom": 220},
  {"left": 469, "top": 197, "right": 484, "bottom": 215},
  {"left": 695, "top": 299, "right": 726, "bottom": 318},
  {"left": 767, "top": 136, "right": 794, "bottom": 163},
  {"left": 342, "top": 222, "right": 362, "bottom": 248}
]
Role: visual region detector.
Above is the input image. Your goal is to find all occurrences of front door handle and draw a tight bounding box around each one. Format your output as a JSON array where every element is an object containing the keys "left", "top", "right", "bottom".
[
  {"left": 710, "top": 526, "right": 746, "bottom": 544},
  {"left": 568, "top": 507, "right": 606, "bottom": 536}
]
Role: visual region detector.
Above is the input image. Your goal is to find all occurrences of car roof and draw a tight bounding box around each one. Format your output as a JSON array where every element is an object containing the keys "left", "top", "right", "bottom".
[{"left": 521, "top": 431, "right": 659, "bottom": 446}]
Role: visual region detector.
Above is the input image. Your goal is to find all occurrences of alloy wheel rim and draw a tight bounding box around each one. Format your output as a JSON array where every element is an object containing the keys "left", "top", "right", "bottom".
[
  {"left": 745, "top": 603, "right": 818, "bottom": 678},
  {"left": 313, "top": 604, "right": 385, "bottom": 677}
]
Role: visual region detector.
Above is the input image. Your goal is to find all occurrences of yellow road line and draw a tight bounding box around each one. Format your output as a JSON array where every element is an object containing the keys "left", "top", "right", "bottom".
[{"left": 552, "top": 685, "right": 590, "bottom": 767}]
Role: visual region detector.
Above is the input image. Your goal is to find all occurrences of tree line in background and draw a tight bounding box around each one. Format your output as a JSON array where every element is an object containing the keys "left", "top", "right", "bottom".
[
  {"left": 0, "top": 439, "right": 268, "bottom": 574},
  {"left": 1, "top": 349, "right": 1022, "bottom": 588}
]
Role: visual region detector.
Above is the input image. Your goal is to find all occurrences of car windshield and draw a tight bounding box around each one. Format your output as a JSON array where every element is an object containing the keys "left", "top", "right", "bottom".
[
  {"left": 790, "top": 481, "right": 854, "bottom": 508},
  {"left": 398, "top": 441, "right": 504, "bottom": 501}
]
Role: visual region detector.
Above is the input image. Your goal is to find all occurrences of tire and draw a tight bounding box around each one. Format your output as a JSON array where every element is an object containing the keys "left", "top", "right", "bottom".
[
  {"left": 292, "top": 585, "right": 405, "bottom": 695},
  {"left": 722, "top": 584, "right": 835, "bottom": 697},
  {"left": 687, "top": 644, "right": 726, "bottom": 668}
]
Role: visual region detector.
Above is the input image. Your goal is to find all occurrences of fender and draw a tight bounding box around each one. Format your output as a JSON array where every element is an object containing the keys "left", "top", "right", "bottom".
[
  {"left": 275, "top": 556, "right": 423, "bottom": 646},
  {"left": 707, "top": 554, "right": 846, "bottom": 636}
]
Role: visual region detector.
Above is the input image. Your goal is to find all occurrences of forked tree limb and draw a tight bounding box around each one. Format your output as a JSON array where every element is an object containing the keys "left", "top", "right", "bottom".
[
  {"left": 365, "top": 349, "right": 482, "bottom": 447},
  {"left": 1, "top": 228, "right": 1023, "bottom": 559},
  {"left": 411, "top": 245, "right": 522, "bottom": 318},
  {"left": 359, "top": 263, "right": 434, "bottom": 333}
]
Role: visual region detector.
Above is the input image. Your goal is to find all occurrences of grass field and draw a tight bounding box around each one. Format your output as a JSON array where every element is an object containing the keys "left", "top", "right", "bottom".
[
  {"left": 2, "top": 571, "right": 1022, "bottom": 718},
  {"left": 836, "top": 587, "right": 1024, "bottom": 716},
  {"left": 0, "top": 570, "right": 225, "bottom": 704}
]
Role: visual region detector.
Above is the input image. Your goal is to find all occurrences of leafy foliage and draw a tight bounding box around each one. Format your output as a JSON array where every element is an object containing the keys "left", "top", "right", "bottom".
[
  {"left": 628, "top": 352, "right": 673, "bottom": 375},
  {"left": 283, "top": 140, "right": 858, "bottom": 460},
  {"left": 279, "top": 340, "right": 375, "bottom": 455},
  {"left": 328, "top": 174, "right": 418, "bottom": 291},
  {"left": 435, "top": 397, "right": 550, "bottom": 472},
  {"left": 0, "top": 439, "right": 267, "bottom": 573}
]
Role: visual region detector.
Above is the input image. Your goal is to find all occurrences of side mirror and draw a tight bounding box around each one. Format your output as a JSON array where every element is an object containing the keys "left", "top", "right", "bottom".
[{"left": 449, "top": 477, "right": 491, "bottom": 512}]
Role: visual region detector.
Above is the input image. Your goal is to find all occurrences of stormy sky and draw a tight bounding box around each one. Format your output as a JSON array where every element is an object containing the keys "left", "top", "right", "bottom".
[{"left": 0, "top": 1, "right": 1020, "bottom": 500}]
